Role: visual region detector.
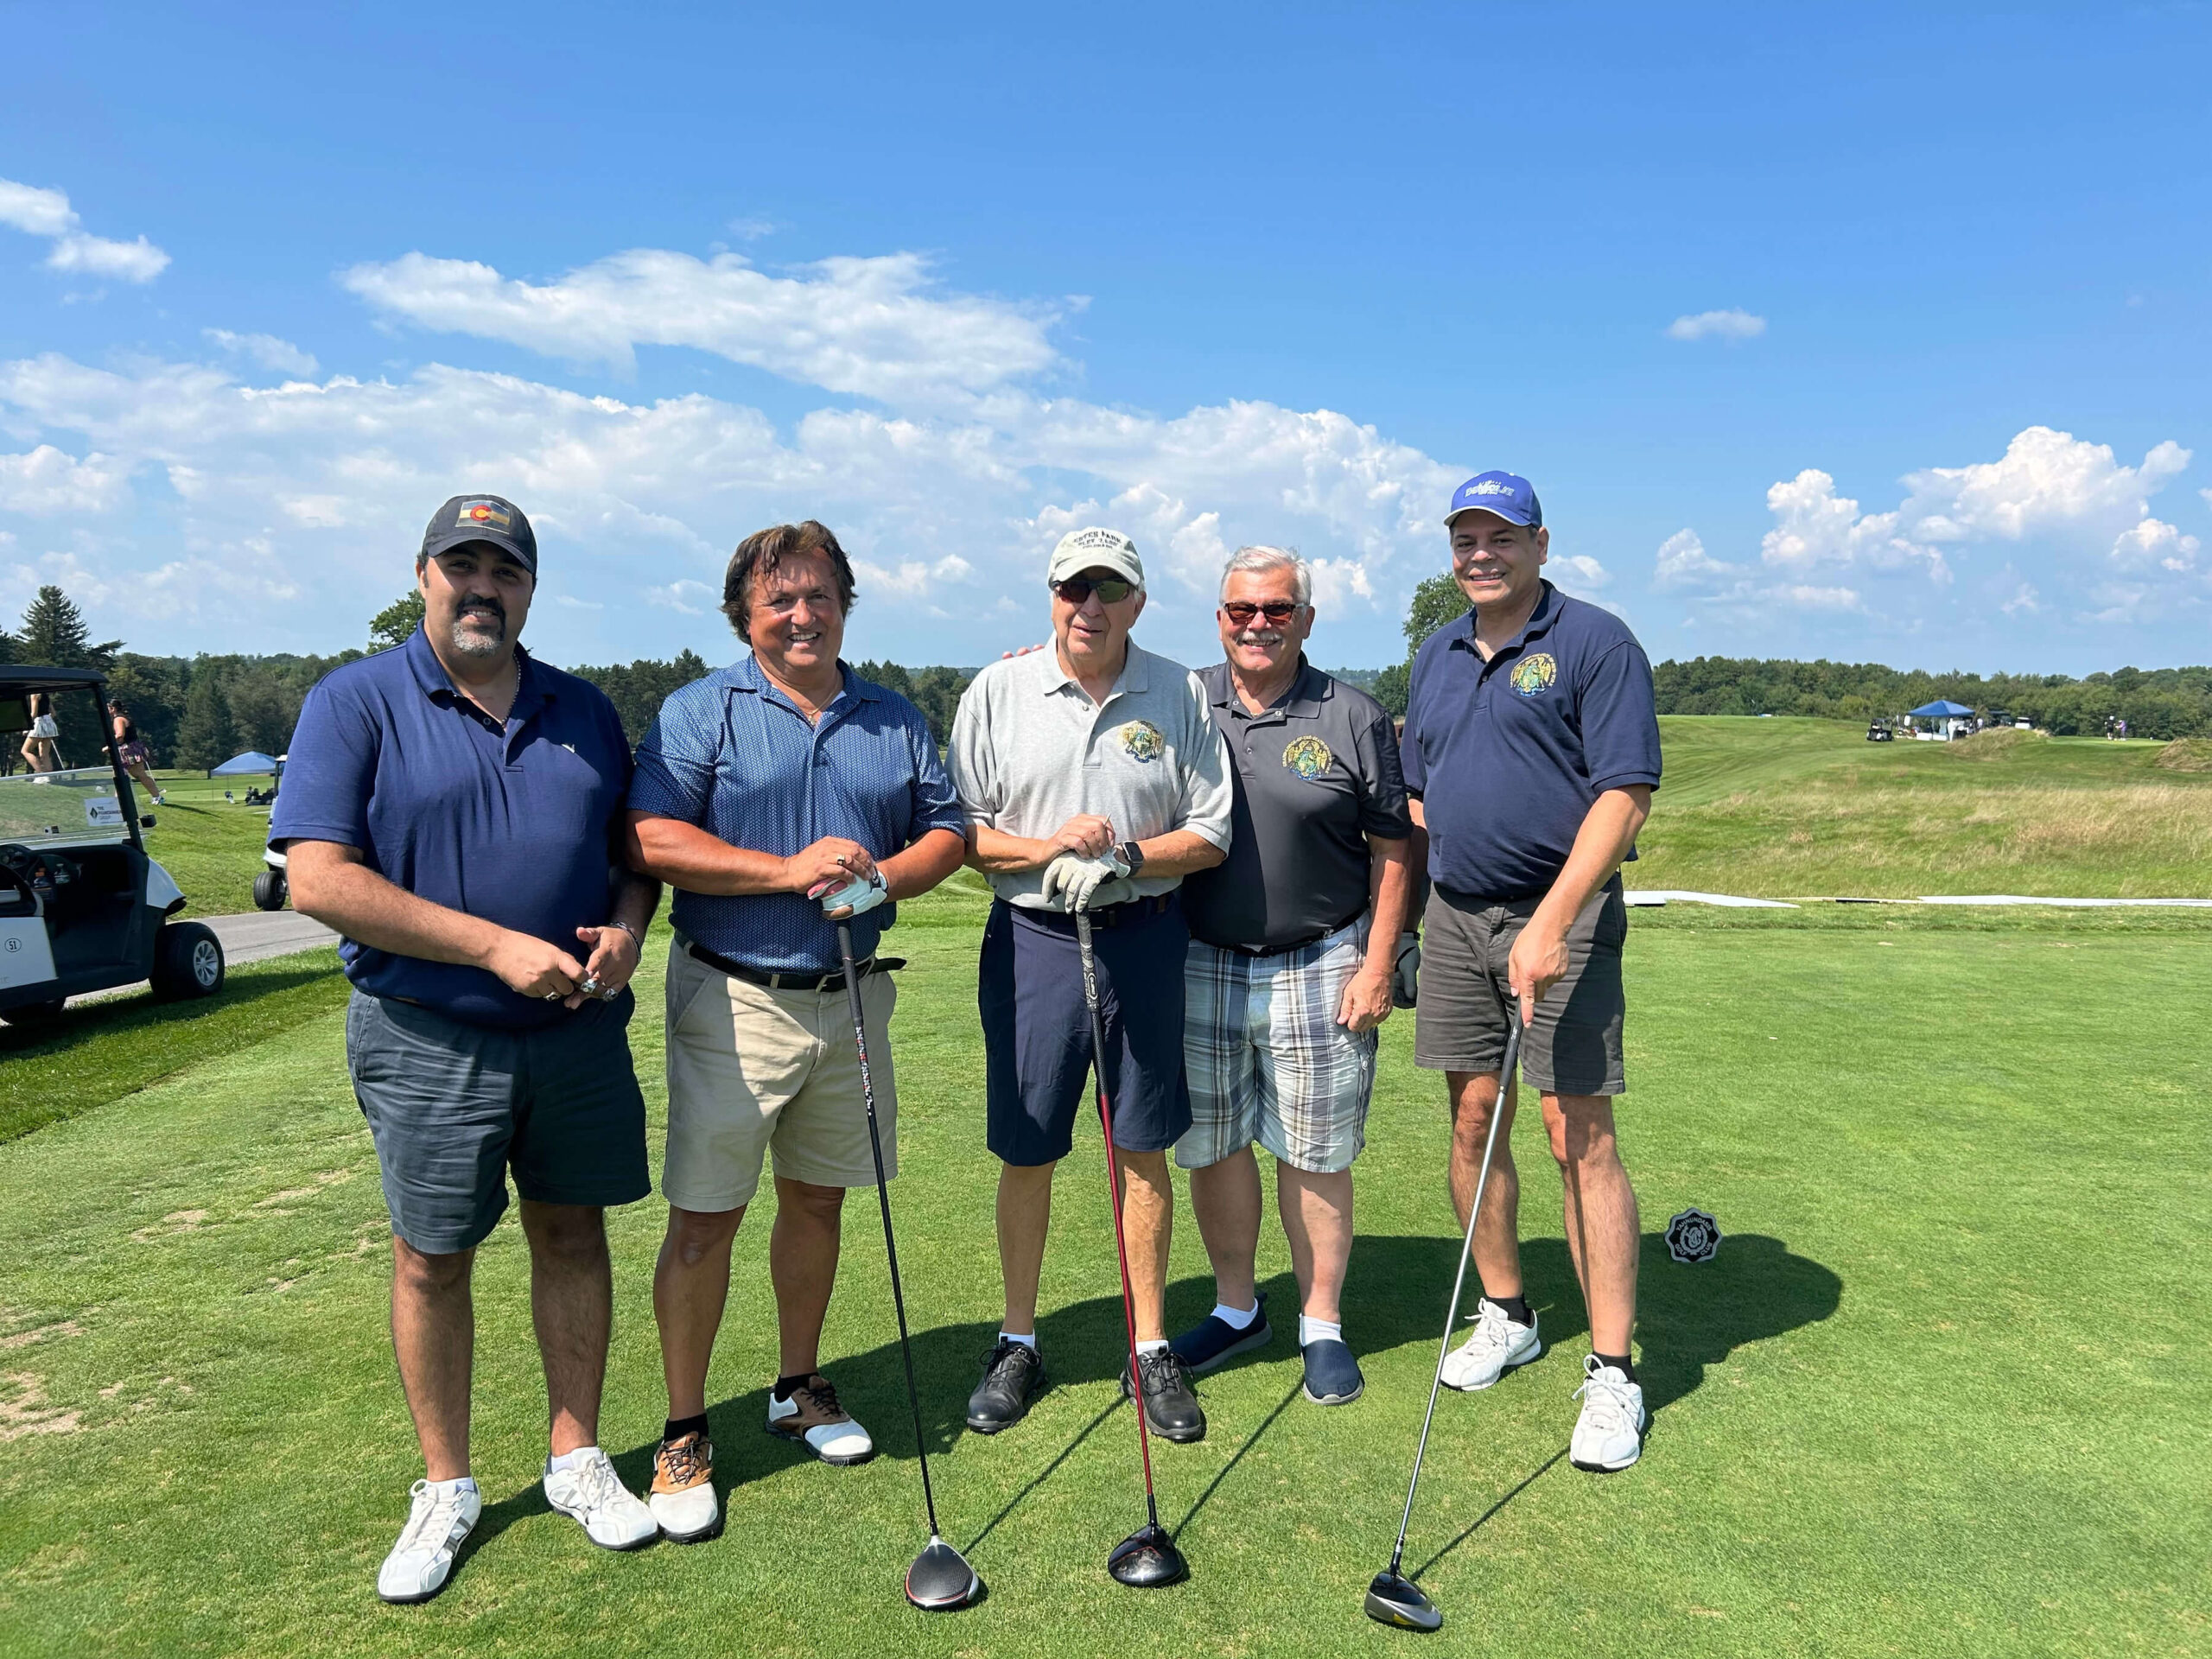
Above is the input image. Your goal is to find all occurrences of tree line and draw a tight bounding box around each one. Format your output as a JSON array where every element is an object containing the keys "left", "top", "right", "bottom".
[{"left": 8, "top": 578, "right": 2212, "bottom": 764}]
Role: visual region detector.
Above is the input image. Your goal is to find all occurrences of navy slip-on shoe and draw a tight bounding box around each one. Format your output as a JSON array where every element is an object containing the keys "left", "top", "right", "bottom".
[
  {"left": 1300, "top": 1338, "right": 1364, "bottom": 1405},
  {"left": 1169, "top": 1293, "right": 1272, "bottom": 1376}
]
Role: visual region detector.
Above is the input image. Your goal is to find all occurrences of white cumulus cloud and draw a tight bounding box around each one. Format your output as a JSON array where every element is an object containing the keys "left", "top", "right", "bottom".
[
  {"left": 1666, "top": 308, "right": 1765, "bottom": 342},
  {"left": 0, "top": 176, "right": 170, "bottom": 283},
  {"left": 340, "top": 248, "right": 1062, "bottom": 403},
  {"left": 205, "top": 329, "right": 320, "bottom": 378},
  {"left": 0, "top": 445, "right": 130, "bottom": 514}
]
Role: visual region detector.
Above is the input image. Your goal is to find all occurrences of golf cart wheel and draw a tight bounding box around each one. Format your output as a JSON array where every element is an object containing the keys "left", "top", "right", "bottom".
[
  {"left": 252, "top": 869, "right": 288, "bottom": 912},
  {"left": 0, "top": 998, "right": 67, "bottom": 1028},
  {"left": 152, "top": 922, "right": 226, "bottom": 1001}
]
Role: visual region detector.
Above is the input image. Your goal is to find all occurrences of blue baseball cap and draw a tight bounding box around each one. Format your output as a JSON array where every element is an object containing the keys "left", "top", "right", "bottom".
[{"left": 1446, "top": 471, "right": 1542, "bottom": 530}]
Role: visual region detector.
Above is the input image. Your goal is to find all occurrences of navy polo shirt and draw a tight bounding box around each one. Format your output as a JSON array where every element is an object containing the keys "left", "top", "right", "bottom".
[
  {"left": 271, "top": 627, "right": 634, "bottom": 1028},
  {"left": 626, "top": 656, "right": 965, "bottom": 974},
  {"left": 1402, "top": 582, "right": 1662, "bottom": 901}
]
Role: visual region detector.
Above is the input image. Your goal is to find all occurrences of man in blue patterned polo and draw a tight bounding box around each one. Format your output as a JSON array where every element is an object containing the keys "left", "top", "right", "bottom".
[{"left": 622, "top": 520, "right": 966, "bottom": 1543}]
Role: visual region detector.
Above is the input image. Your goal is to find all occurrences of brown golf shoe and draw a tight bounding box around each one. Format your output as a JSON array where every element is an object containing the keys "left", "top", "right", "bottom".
[
  {"left": 648, "top": 1429, "right": 720, "bottom": 1542},
  {"left": 764, "top": 1374, "right": 876, "bottom": 1465}
]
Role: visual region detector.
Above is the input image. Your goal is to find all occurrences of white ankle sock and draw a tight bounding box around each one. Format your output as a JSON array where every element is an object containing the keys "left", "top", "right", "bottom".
[
  {"left": 1299, "top": 1315, "right": 1343, "bottom": 1348},
  {"left": 546, "top": 1446, "right": 599, "bottom": 1473},
  {"left": 1211, "top": 1300, "right": 1260, "bottom": 1331},
  {"left": 1136, "top": 1338, "right": 1169, "bottom": 1357},
  {"left": 999, "top": 1330, "right": 1038, "bottom": 1351},
  {"left": 428, "top": 1474, "right": 477, "bottom": 1494}
]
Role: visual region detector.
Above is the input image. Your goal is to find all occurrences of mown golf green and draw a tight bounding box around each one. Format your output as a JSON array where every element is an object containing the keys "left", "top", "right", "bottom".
[{"left": 3, "top": 721, "right": 2206, "bottom": 1656}]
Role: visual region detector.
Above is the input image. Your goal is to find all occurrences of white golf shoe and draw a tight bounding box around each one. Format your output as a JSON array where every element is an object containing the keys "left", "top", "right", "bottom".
[
  {"left": 648, "top": 1430, "right": 721, "bottom": 1544},
  {"left": 1569, "top": 1355, "right": 1649, "bottom": 1471},
  {"left": 765, "top": 1374, "right": 875, "bottom": 1465},
  {"left": 1440, "top": 1298, "right": 1541, "bottom": 1391},
  {"left": 377, "top": 1477, "right": 481, "bottom": 1604},
  {"left": 543, "top": 1447, "right": 659, "bottom": 1548}
]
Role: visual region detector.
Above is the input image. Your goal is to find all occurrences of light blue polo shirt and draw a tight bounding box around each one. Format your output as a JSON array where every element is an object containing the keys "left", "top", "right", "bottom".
[{"left": 626, "top": 655, "right": 965, "bottom": 973}]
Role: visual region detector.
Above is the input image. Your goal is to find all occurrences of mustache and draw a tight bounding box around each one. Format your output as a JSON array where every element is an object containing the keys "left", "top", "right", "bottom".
[{"left": 454, "top": 596, "right": 506, "bottom": 621}]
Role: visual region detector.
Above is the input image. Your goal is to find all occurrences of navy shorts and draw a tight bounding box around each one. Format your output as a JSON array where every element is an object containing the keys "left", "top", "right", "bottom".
[
  {"left": 980, "top": 896, "right": 1194, "bottom": 1166},
  {"left": 346, "top": 989, "right": 652, "bottom": 1254}
]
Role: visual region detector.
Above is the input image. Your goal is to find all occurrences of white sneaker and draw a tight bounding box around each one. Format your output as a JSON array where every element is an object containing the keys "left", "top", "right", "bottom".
[
  {"left": 1440, "top": 1299, "right": 1541, "bottom": 1391},
  {"left": 377, "top": 1477, "right": 481, "bottom": 1604},
  {"left": 765, "top": 1374, "right": 875, "bottom": 1465},
  {"left": 1570, "top": 1355, "right": 1648, "bottom": 1471},
  {"left": 543, "top": 1447, "right": 659, "bottom": 1548}
]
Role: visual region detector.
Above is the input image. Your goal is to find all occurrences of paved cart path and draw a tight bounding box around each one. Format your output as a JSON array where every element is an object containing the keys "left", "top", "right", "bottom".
[{"left": 65, "top": 909, "right": 338, "bottom": 1007}]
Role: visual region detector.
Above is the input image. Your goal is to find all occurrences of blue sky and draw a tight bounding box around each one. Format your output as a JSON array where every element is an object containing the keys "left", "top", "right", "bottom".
[{"left": 3, "top": 2, "right": 2209, "bottom": 674}]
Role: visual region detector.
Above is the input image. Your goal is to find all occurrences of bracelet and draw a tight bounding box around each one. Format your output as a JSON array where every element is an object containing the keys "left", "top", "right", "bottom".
[{"left": 610, "top": 919, "right": 643, "bottom": 949}]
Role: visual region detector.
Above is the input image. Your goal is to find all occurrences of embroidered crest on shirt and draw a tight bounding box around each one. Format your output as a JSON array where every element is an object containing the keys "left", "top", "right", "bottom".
[
  {"left": 1120, "top": 720, "right": 1166, "bottom": 762},
  {"left": 1510, "top": 653, "right": 1558, "bottom": 697},
  {"left": 1283, "top": 735, "right": 1332, "bottom": 779}
]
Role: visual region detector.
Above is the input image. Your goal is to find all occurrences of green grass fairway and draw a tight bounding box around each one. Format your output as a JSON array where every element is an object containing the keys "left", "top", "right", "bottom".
[
  {"left": 2, "top": 883, "right": 2204, "bottom": 1657},
  {"left": 1636, "top": 718, "right": 2212, "bottom": 898}
]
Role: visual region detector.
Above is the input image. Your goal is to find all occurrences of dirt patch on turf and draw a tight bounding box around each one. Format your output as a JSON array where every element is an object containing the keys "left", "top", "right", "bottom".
[
  {"left": 0, "top": 1319, "right": 85, "bottom": 1351},
  {"left": 130, "top": 1210, "right": 207, "bottom": 1242},
  {"left": 2153, "top": 738, "right": 2212, "bottom": 772},
  {"left": 0, "top": 1373, "right": 82, "bottom": 1440}
]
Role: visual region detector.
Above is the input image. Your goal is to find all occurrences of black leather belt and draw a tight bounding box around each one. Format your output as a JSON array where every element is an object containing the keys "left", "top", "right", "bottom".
[
  {"left": 1001, "top": 892, "right": 1176, "bottom": 931},
  {"left": 1220, "top": 912, "right": 1365, "bottom": 958},
  {"left": 687, "top": 942, "right": 904, "bottom": 992}
]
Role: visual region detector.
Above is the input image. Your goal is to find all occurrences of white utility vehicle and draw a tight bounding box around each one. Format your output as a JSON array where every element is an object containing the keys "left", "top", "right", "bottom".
[{"left": 0, "top": 668, "right": 224, "bottom": 1027}]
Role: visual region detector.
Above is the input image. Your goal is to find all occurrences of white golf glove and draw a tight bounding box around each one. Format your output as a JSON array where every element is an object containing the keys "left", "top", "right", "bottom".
[
  {"left": 815, "top": 870, "right": 889, "bottom": 917},
  {"left": 1040, "top": 849, "right": 1133, "bottom": 912}
]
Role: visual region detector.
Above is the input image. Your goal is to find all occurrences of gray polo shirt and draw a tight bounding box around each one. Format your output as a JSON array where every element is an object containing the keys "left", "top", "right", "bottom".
[
  {"left": 948, "top": 641, "right": 1234, "bottom": 910},
  {"left": 1180, "top": 658, "right": 1412, "bottom": 951}
]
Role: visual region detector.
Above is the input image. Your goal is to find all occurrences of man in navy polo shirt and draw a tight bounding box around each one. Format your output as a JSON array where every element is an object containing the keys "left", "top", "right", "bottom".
[
  {"left": 1401, "top": 471, "right": 1662, "bottom": 1473},
  {"left": 623, "top": 519, "right": 966, "bottom": 1544},
  {"left": 276, "top": 494, "right": 664, "bottom": 1604}
]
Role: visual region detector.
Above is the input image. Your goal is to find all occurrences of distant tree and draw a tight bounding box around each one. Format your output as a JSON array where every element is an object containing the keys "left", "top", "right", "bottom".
[
  {"left": 1370, "top": 661, "right": 1409, "bottom": 716},
  {"left": 0, "top": 620, "right": 20, "bottom": 663},
  {"left": 369, "top": 591, "right": 426, "bottom": 652},
  {"left": 16, "top": 585, "right": 122, "bottom": 670},
  {"left": 175, "top": 664, "right": 238, "bottom": 770},
  {"left": 569, "top": 649, "right": 713, "bottom": 742},
  {"left": 1402, "top": 571, "right": 1468, "bottom": 653},
  {"left": 225, "top": 669, "right": 292, "bottom": 756}
]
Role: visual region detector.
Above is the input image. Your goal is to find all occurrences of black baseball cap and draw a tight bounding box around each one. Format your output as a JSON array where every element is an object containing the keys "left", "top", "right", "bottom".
[{"left": 421, "top": 494, "right": 538, "bottom": 576}]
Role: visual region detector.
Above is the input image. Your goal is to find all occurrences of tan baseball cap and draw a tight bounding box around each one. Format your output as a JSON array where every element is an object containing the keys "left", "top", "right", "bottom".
[{"left": 1046, "top": 525, "right": 1144, "bottom": 589}]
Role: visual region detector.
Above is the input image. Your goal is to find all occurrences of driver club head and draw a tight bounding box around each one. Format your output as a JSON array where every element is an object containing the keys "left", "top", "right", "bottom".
[
  {"left": 1365, "top": 1569, "right": 1441, "bottom": 1631},
  {"left": 905, "top": 1536, "right": 982, "bottom": 1611},
  {"left": 1107, "top": 1522, "right": 1189, "bottom": 1588}
]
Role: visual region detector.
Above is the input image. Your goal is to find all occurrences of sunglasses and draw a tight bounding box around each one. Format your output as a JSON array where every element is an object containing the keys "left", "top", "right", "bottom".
[
  {"left": 1222, "top": 601, "right": 1302, "bottom": 625},
  {"left": 1052, "top": 575, "right": 1137, "bottom": 605}
]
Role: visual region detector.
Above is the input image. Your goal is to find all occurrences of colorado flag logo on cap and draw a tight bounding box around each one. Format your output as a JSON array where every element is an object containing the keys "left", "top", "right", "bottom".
[{"left": 456, "top": 499, "right": 512, "bottom": 533}]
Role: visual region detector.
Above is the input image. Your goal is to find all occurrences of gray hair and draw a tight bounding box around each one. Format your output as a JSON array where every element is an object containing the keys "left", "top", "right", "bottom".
[{"left": 1218, "top": 544, "right": 1312, "bottom": 607}]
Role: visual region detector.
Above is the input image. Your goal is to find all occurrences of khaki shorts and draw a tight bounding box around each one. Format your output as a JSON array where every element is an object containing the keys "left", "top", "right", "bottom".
[{"left": 662, "top": 939, "right": 899, "bottom": 1213}]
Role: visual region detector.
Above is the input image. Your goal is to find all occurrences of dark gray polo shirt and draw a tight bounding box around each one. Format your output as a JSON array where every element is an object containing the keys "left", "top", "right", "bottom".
[{"left": 1181, "top": 658, "right": 1413, "bottom": 951}]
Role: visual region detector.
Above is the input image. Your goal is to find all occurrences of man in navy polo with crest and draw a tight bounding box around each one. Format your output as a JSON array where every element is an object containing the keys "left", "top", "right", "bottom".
[{"left": 1400, "top": 471, "right": 1663, "bottom": 1472}]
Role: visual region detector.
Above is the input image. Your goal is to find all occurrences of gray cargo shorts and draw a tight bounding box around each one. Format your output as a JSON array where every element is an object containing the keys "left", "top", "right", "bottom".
[
  {"left": 1412, "top": 879, "right": 1629, "bottom": 1096},
  {"left": 346, "top": 989, "right": 652, "bottom": 1254}
]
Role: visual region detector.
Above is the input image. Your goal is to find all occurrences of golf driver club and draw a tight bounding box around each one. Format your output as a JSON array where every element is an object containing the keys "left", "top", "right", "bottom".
[
  {"left": 1075, "top": 908, "right": 1190, "bottom": 1590},
  {"left": 835, "top": 922, "right": 982, "bottom": 1612},
  {"left": 1364, "top": 1015, "right": 1524, "bottom": 1633}
]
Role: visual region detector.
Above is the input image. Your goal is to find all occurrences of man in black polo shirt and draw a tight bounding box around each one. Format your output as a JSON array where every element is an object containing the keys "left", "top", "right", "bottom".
[
  {"left": 1172, "top": 547, "right": 1414, "bottom": 1408},
  {"left": 1402, "top": 471, "right": 1662, "bottom": 1472}
]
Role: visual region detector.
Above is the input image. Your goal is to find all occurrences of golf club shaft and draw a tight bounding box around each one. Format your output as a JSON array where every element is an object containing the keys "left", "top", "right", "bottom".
[
  {"left": 1075, "top": 910, "right": 1164, "bottom": 1528},
  {"left": 1387, "top": 1017, "right": 1522, "bottom": 1575},
  {"left": 836, "top": 922, "right": 942, "bottom": 1539}
]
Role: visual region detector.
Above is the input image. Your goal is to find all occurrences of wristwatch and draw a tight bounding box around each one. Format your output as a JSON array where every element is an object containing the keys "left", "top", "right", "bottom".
[{"left": 1118, "top": 840, "right": 1146, "bottom": 874}]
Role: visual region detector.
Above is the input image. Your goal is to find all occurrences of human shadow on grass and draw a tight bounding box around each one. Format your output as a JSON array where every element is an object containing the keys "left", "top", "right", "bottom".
[{"left": 0, "top": 959, "right": 337, "bottom": 1058}]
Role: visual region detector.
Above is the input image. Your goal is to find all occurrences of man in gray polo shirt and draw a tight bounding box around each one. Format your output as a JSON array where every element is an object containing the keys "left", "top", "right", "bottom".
[
  {"left": 949, "top": 526, "right": 1233, "bottom": 1444},
  {"left": 1170, "top": 546, "right": 1413, "bottom": 1408}
]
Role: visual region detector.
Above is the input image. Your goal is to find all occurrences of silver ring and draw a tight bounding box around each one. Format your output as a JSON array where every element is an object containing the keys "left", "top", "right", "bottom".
[
  {"left": 579, "top": 976, "right": 603, "bottom": 996},
  {"left": 543, "top": 990, "right": 561, "bottom": 1000}
]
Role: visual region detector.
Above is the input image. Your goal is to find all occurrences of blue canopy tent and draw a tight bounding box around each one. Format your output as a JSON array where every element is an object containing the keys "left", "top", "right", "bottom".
[
  {"left": 209, "top": 750, "right": 280, "bottom": 776},
  {"left": 1907, "top": 700, "right": 1975, "bottom": 741}
]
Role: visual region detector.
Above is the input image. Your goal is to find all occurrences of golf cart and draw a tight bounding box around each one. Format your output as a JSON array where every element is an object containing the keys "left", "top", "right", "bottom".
[
  {"left": 0, "top": 667, "right": 225, "bottom": 1027},
  {"left": 251, "top": 756, "right": 290, "bottom": 911}
]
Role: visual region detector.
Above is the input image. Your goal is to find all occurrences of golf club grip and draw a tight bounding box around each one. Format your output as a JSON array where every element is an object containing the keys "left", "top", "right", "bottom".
[
  {"left": 1076, "top": 910, "right": 1166, "bottom": 1523},
  {"left": 835, "top": 922, "right": 943, "bottom": 1538},
  {"left": 1388, "top": 1016, "right": 1522, "bottom": 1572}
]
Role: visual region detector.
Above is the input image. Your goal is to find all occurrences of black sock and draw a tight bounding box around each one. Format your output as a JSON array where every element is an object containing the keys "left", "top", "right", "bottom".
[
  {"left": 1491, "top": 1293, "right": 1534, "bottom": 1325},
  {"left": 773, "top": 1372, "right": 817, "bottom": 1402},
  {"left": 663, "top": 1412, "right": 709, "bottom": 1443},
  {"left": 1594, "top": 1352, "right": 1637, "bottom": 1382}
]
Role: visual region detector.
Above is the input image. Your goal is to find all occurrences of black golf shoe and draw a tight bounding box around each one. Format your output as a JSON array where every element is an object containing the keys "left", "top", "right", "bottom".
[
  {"left": 966, "top": 1338, "right": 1046, "bottom": 1433},
  {"left": 1122, "top": 1349, "right": 1205, "bottom": 1442},
  {"left": 1169, "top": 1293, "right": 1272, "bottom": 1376}
]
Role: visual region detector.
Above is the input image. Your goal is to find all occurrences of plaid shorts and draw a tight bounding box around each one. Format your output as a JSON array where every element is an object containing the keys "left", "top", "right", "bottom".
[{"left": 1178, "top": 918, "right": 1377, "bottom": 1174}]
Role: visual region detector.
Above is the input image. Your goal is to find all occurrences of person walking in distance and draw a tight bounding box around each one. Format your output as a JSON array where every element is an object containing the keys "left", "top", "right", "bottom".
[
  {"left": 275, "top": 494, "right": 664, "bottom": 1603},
  {"left": 1401, "top": 472, "right": 1662, "bottom": 1471},
  {"left": 949, "top": 527, "right": 1233, "bottom": 1444},
  {"left": 623, "top": 521, "right": 967, "bottom": 1543},
  {"left": 1170, "top": 547, "right": 1414, "bottom": 1408}
]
